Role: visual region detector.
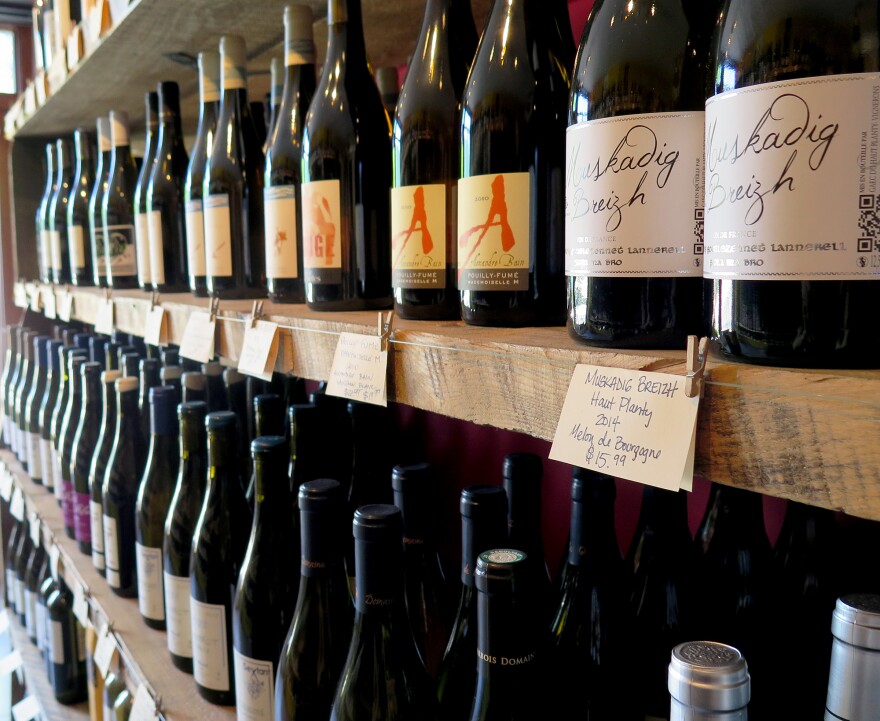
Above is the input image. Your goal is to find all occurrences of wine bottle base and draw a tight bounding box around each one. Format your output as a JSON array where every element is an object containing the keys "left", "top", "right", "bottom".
[
  {"left": 142, "top": 616, "right": 166, "bottom": 631},
  {"left": 195, "top": 684, "right": 235, "bottom": 706},
  {"left": 170, "top": 653, "right": 193, "bottom": 674},
  {"left": 77, "top": 541, "right": 91, "bottom": 556}
]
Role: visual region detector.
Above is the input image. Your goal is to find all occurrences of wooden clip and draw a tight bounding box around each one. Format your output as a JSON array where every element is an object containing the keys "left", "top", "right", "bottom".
[
  {"left": 685, "top": 335, "right": 709, "bottom": 399},
  {"left": 250, "top": 300, "right": 264, "bottom": 328},
  {"left": 209, "top": 296, "right": 220, "bottom": 322},
  {"left": 150, "top": 291, "right": 160, "bottom": 310},
  {"left": 103, "top": 287, "right": 112, "bottom": 301},
  {"left": 378, "top": 310, "right": 395, "bottom": 352}
]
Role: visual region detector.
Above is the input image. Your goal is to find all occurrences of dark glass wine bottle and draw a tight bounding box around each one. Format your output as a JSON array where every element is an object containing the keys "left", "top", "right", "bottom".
[
  {"left": 329, "top": 504, "right": 438, "bottom": 721},
  {"left": 71, "top": 361, "right": 102, "bottom": 554},
  {"left": 301, "top": 0, "right": 393, "bottom": 311},
  {"left": 34, "top": 546, "right": 52, "bottom": 655},
  {"left": 190, "top": 410, "right": 250, "bottom": 705},
  {"left": 135, "top": 385, "right": 180, "bottom": 631},
  {"left": 232, "top": 436, "right": 299, "bottom": 717},
  {"left": 90, "top": 117, "right": 113, "bottom": 287},
  {"left": 138, "top": 357, "right": 161, "bottom": 447},
  {"left": 244, "top": 392, "right": 285, "bottom": 509},
  {"left": 59, "top": 354, "right": 88, "bottom": 539},
  {"left": 25, "top": 540, "right": 47, "bottom": 645},
  {"left": 391, "top": 0, "right": 476, "bottom": 320},
  {"left": 566, "top": 0, "right": 717, "bottom": 348},
  {"left": 375, "top": 67, "right": 400, "bottom": 118},
  {"left": 102, "top": 110, "right": 139, "bottom": 289},
  {"left": 7, "top": 327, "right": 28, "bottom": 462},
  {"left": 49, "top": 136, "right": 75, "bottom": 285},
  {"left": 102, "top": 376, "right": 148, "bottom": 597},
  {"left": 202, "top": 361, "right": 227, "bottom": 413},
  {"left": 182, "top": 371, "right": 208, "bottom": 404},
  {"left": 262, "top": 5, "right": 316, "bottom": 304},
  {"left": 14, "top": 515, "right": 34, "bottom": 623},
  {"left": 38, "top": 339, "right": 64, "bottom": 494},
  {"left": 39, "top": 568, "right": 59, "bottom": 669},
  {"left": 275, "top": 478, "right": 352, "bottom": 721},
  {"left": 51, "top": 347, "right": 88, "bottom": 505},
  {"left": 161, "top": 365, "right": 183, "bottom": 408},
  {"left": 13, "top": 330, "right": 37, "bottom": 470},
  {"left": 147, "top": 80, "right": 190, "bottom": 292},
  {"left": 706, "top": 0, "right": 880, "bottom": 367},
  {"left": 24, "top": 335, "right": 50, "bottom": 486},
  {"left": 204, "top": 34, "right": 267, "bottom": 300},
  {"left": 68, "top": 126, "right": 96, "bottom": 286},
  {"left": 89, "top": 368, "right": 121, "bottom": 577},
  {"left": 37, "top": 141, "right": 57, "bottom": 283},
  {"left": 46, "top": 573, "right": 87, "bottom": 704},
  {"left": 457, "top": 0, "right": 569, "bottom": 326},
  {"left": 5, "top": 514, "right": 21, "bottom": 610},
  {"left": 184, "top": 50, "right": 221, "bottom": 298},
  {"left": 1, "top": 325, "right": 16, "bottom": 449},
  {"left": 134, "top": 90, "right": 160, "bottom": 289},
  {"left": 163, "top": 400, "right": 208, "bottom": 674},
  {"left": 102, "top": 670, "right": 127, "bottom": 721},
  {"left": 251, "top": 101, "right": 269, "bottom": 151}
]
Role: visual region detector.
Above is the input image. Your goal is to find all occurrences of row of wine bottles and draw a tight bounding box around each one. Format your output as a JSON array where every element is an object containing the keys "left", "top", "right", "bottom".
[{"left": 25, "top": 0, "right": 880, "bottom": 368}]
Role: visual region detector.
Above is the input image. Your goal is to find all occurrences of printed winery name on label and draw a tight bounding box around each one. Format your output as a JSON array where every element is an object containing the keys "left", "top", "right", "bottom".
[
  {"left": 264, "top": 186, "right": 299, "bottom": 279},
  {"left": 391, "top": 184, "right": 447, "bottom": 289},
  {"left": 204, "top": 195, "right": 233, "bottom": 277},
  {"left": 233, "top": 649, "right": 275, "bottom": 720},
  {"left": 301, "top": 179, "right": 342, "bottom": 284}
]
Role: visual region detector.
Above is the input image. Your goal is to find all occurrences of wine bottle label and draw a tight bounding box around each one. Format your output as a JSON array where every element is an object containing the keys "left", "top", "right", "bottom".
[
  {"left": 204, "top": 194, "right": 234, "bottom": 278},
  {"left": 40, "top": 229, "right": 52, "bottom": 274},
  {"left": 92, "top": 225, "right": 108, "bottom": 277},
  {"left": 185, "top": 199, "right": 206, "bottom": 277},
  {"left": 565, "top": 112, "right": 705, "bottom": 278},
  {"left": 48, "top": 229, "right": 62, "bottom": 271},
  {"left": 457, "top": 172, "right": 530, "bottom": 291},
  {"left": 40, "top": 438, "right": 53, "bottom": 490},
  {"left": 105, "top": 224, "right": 137, "bottom": 277},
  {"left": 147, "top": 210, "right": 166, "bottom": 285},
  {"left": 68, "top": 224, "right": 86, "bottom": 269},
  {"left": 164, "top": 572, "right": 193, "bottom": 658},
  {"left": 14, "top": 578, "right": 24, "bottom": 615},
  {"left": 263, "top": 186, "right": 299, "bottom": 279},
  {"left": 74, "top": 491, "right": 91, "bottom": 543},
  {"left": 5, "top": 570, "right": 14, "bottom": 605},
  {"left": 103, "top": 514, "right": 121, "bottom": 588},
  {"left": 705, "top": 72, "right": 880, "bottom": 280},
  {"left": 25, "top": 590, "right": 36, "bottom": 637},
  {"left": 26, "top": 432, "right": 42, "bottom": 480},
  {"left": 53, "top": 449, "right": 64, "bottom": 502},
  {"left": 49, "top": 620, "right": 65, "bottom": 665},
  {"left": 233, "top": 648, "right": 275, "bottom": 720},
  {"left": 135, "top": 543, "right": 165, "bottom": 622},
  {"left": 62, "top": 480, "right": 75, "bottom": 529},
  {"left": 35, "top": 602, "right": 45, "bottom": 650},
  {"left": 191, "top": 597, "right": 230, "bottom": 691},
  {"left": 301, "top": 179, "right": 342, "bottom": 284},
  {"left": 90, "top": 500, "right": 105, "bottom": 570},
  {"left": 135, "top": 212, "right": 153, "bottom": 285},
  {"left": 391, "top": 183, "right": 447, "bottom": 288}
]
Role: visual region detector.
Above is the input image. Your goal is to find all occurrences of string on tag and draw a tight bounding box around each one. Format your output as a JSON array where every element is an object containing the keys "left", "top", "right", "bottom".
[{"left": 685, "top": 335, "right": 710, "bottom": 399}]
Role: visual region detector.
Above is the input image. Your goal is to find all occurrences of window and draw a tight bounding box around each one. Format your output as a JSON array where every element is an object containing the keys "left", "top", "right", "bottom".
[{"left": 1, "top": 28, "right": 16, "bottom": 95}]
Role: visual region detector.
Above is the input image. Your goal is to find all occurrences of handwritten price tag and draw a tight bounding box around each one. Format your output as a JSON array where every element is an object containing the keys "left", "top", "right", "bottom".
[
  {"left": 29, "top": 514, "right": 41, "bottom": 545},
  {"left": 93, "top": 622, "right": 117, "bottom": 678},
  {"left": 550, "top": 365, "right": 699, "bottom": 491},
  {"left": 49, "top": 545, "right": 61, "bottom": 581},
  {"left": 73, "top": 582, "right": 90, "bottom": 626},
  {"left": 95, "top": 298, "right": 115, "bottom": 335},
  {"left": 10, "top": 487, "right": 24, "bottom": 521},
  {"left": 179, "top": 311, "right": 216, "bottom": 363},
  {"left": 144, "top": 306, "right": 167, "bottom": 347},
  {"left": 27, "top": 285, "right": 41, "bottom": 312},
  {"left": 238, "top": 320, "right": 280, "bottom": 382},
  {"left": 11, "top": 695, "right": 40, "bottom": 721},
  {"left": 42, "top": 286, "right": 57, "bottom": 319},
  {"left": 58, "top": 290, "right": 74, "bottom": 321},
  {"left": 326, "top": 333, "right": 388, "bottom": 407},
  {"left": 13, "top": 283, "right": 27, "bottom": 309},
  {"left": 129, "top": 683, "right": 158, "bottom": 721},
  {"left": 0, "top": 468, "right": 13, "bottom": 501}
]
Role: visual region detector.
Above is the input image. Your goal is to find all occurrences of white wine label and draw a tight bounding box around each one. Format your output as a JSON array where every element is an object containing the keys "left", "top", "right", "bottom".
[
  {"left": 191, "top": 597, "right": 230, "bottom": 691},
  {"left": 705, "top": 72, "right": 880, "bottom": 280},
  {"left": 48, "top": 229, "right": 62, "bottom": 271},
  {"left": 147, "top": 210, "right": 165, "bottom": 285},
  {"left": 49, "top": 620, "right": 66, "bottom": 665},
  {"left": 52, "top": 449, "right": 64, "bottom": 500},
  {"left": 14, "top": 578, "right": 24, "bottom": 615},
  {"left": 391, "top": 183, "right": 447, "bottom": 289},
  {"left": 301, "top": 179, "right": 342, "bottom": 284},
  {"left": 565, "top": 112, "right": 705, "bottom": 277},
  {"left": 11, "top": 696, "right": 40, "bottom": 721},
  {"left": 204, "top": 194, "right": 233, "bottom": 277},
  {"left": 264, "top": 186, "right": 299, "bottom": 279},
  {"left": 103, "top": 514, "right": 120, "bottom": 588},
  {"left": 68, "top": 224, "right": 86, "bottom": 269},
  {"left": 105, "top": 224, "right": 137, "bottom": 276},
  {"left": 135, "top": 543, "right": 165, "bottom": 621},
  {"left": 25, "top": 590, "right": 35, "bottom": 638},
  {"left": 457, "top": 172, "right": 530, "bottom": 291},
  {"left": 26, "top": 432, "right": 42, "bottom": 480},
  {"left": 89, "top": 500, "right": 104, "bottom": 570},
  {"left": 185, "top": 199, "right": 206, "bottom": 277},
  {"left": 39, "top": 229, "right": 52, "bottom": 275},
  {"left": 41, "top": 439, "right": 54, "bottom": 491},
  {"left": 135, "top": 212, "right": 152, "bottom": 285},
  {"left": 164, "top": 572, "right": 193, "bottom": 658},
  {"left": 233, "top": 648, "right": 275, "bottom": 721}
]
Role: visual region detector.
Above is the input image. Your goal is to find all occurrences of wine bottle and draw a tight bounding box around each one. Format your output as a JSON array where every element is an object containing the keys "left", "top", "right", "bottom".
[
  {"left": 435, "top": 484, "right": 508, "bottom": 721},
  {"left": 706, "top": 0, "right": 880, "bottom": 367},
  {"left": 134, "top": 90, "right": 159, "bottom": 289},
  {"left": 391, "top": 463, "right": 452, "bottom": 680},
  {"left": 50, "top": 136, "right": 75, "bottom": 285},
  {"left": 547, "top": 468, "right": 639, "bottom": 720},
  {"left": 102, "top": 111, "right": 139, "bottom": 288},
  {"left": 232, "top": 436, "right": 298, "bottom": 720},
  {"left": 391, "top": 0, "right": 476, "bottom": 320},
  {"left": 161, "top": 364, "right": 183, "bottom": 408},
  {"left": 190, "top": 410, "right": 250, "bottom": 705},
  {"left": 0, "top": 326, "right": 14, "bottom": 449},
  {"left": 24, "top": 335, "right": 50, "bottom": 485},
  {"left": 37, "top": 141, "right": 57, "bottom": 283},
  {"left": 103, "top": 669, "right": 127, "bottom": 721},
  {"left": 375, "top": 67, "right": 400, "bottom": 118},
  {"left": 38, "top": 563, "right": 58, "bottom": 667},
  {"left": 38, "top": 339, "right": 64, "bottom": 494},
  {"left": 135, "top": 385, "right": 180, "bottom": 631},
  {"left": 6, "top": 327, "right": 25, "bottom": 460},
  {"left": 14, "top": 515, "right": 34, "bottom": 622},
  {"left": 89, "top": 335, "right": 107, "bottom": 370},
  {"left": 244, "top": 392, "right": 285, "bottom": 509},
  {"left": 204, "top": 34, "right": 267, "bottom": 300},
  {"left": 457, "top": 0, "right": 569, "bottom": 326},
  {"left": 667, "top": 641, "right": 751, "bottom": 721},
  {"left": 329, "top": 504, "right": 438, "bottom": 721},
  {"left": 251, "top": 101, "right": 269, "bottom": 151},
  {"left": 138, "top": 358, "right": 161, "bottom": 447},
  {"left": 275, "top": 478, "right": 352, "bottom": 721},
  {"left": 71, "top": 361, "right": 102, "bottom": 554},
  {"left": 103, "top": 376, "right": 148, "bottom": 597},
  {"left": 68, "top": 126, "right": 96, "bottom": 286},
  {"left": 25, "top": 540, "right": 48, "bottom": 646},
  {"left": 267, "top": 55, "right": 284, "bottom": 146},
  {"left": 5, "top": 514, "right": 21, "bottom": 610},
  {"left": 263, "top": 4, "right": 317, "bottom": 304},
  {"left": 184, "top": 50, "right": 221, "bottom": 298},
  {"left": 182, "top": 371, "right": 208, "bottom": 404},
  {"left": 52, "top": 347, "right": 88, "bottom": 504},
  {"left": 112, "top": 686, "right": 132, "bottom": 720},
  {"left": 90, "top": 117, "right": 113, "bottom": 287},
  {"left": 11, "top": 328, "right": 35, "bottom": 468},
  {"left": 89, "top": 369, "right": 121, "bottom": 577},
  {"left": 301, "top": 0, "right": 393, "bottom": 311},
  {"left": 202, "top": 361, "right": 227, "bottom": 413},
  {"left": 163, "top": 400, "right": 208, "bottom": 674},
  {"left": 46, "top": 573, "right": 87, "bottom": 704},
  {"left": 147, "top": 80, "right": 190, "bottom": 292},
  {"left": 59, "top": 354, "right": 88, "bottom": 538}
]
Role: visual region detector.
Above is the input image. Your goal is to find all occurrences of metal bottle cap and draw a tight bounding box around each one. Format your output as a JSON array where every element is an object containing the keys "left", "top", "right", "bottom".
[
  {"left": 825, "top": 594, "right": 880, "bottom": 721},
  {"left": 668, "top": 641, "right": 750, "bottom": 714}
]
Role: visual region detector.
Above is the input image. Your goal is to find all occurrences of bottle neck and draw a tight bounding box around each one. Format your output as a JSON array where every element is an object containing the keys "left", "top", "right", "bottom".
[
  {"left": 206, "top": 427, "right": 240, "bottom": 505},
  {"left": 474, "top": 584, "right": 539, "bottom": 685},
  {"left": 326, "top": 0, "right": 368, "bottom": 68},
  {"left": 101, "top": 383, "right": 117, "bottom": 423},
  {"left": 301, "top": 508, "right": 345, "bottom": 578},
  {"left": 568, "top": 494, "right": 620, "bottom": 567},
  {"left": 117, "top": 390, "right": 139, "bottom": 436}
]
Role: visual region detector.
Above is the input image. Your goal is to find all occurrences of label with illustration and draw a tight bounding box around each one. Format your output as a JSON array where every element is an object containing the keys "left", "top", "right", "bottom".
[
  {"left": 301, "top": 179, "right": 342, "bottom": 284},
  {"left": 391, "top": 183, "right": 447, "bottom": 289}
]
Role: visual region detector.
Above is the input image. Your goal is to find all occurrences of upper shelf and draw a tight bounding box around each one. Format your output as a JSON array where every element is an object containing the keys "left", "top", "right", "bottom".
[{"left": 15, "top": 282, "right": 880, "bottom": 522}]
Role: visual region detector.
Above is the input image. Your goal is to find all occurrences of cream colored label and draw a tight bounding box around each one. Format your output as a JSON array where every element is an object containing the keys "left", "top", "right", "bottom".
[
  {"left": 26, "top": 433, "right": 42, "bottom": 479},
  {"left": 301, "top": 179, "right": 342, "bottom": 284},
  {"left": 49, "top": 620, "right": 65, "bottom": 665},
  {"left": 392, "top": 183, "right": 446, "bottom": 288},
  {"left": 135, "top": 543, "right": 165, "bottom": 621},
  {"left": 68, "top": 224, "right": 87, "bottom": 269},
  {"left": 204, "top": 194, "right": 233, "bottom": 277},
  {"left": 148, "top": 210, "right": 165, "bottom": 285},
  {"left": 135, "top": 212, "right": 152, "bottom": 285},
  {"left": 233, "top": 648, "right": 275, "bottom": 720},
  {"left": 566, "top": 112, "right": 705, "bottom": 277},
  {"left": 48, "top": 229, "right": 62, "bottom": 271},
  {"left": 238, "top": 320, "right": 280, "bottom": 383},
  {"left": 191, "top": 597, "right": 230, "bottom": 691},
  {"left": 164, "top": 572, "right": 193, "bottom": 658},
  {"left": 40, "top": 439, "right": 53, "bottom": 490},
  {"left": 264, "top": 186, "right": 299, "bottom": 279},
  {"left": 90, "top": 500, "right": 104, "bottom": 570},
  {"left": 457, "top": 172, "right": 530, "bottom": 290},
  {"left": 105, "top": 224, "right": 137, "bottom": 276},
  {"left": 705, "top": 73, "right": 880, "bottom": 280},
  {"left": 39, "top": 229, "right": 52, "bottom": 272},
  {"left": 103, "top": 514, "right": 120, "bottom": 588},
  {"left": 185, "top": 199, "right": 206, "bottom": 276}
]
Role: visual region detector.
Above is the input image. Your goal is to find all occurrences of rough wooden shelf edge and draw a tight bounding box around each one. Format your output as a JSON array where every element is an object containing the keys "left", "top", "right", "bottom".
[
  {"left": 0, "top": 450, "right": 237, "bottom": 721},
  {"left": 15, "top": 282, "right": 880, "bottom": 521}
]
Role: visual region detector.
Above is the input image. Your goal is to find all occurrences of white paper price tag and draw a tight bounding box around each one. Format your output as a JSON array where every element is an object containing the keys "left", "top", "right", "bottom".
[
  {"left": 13, "top": 283, "right": 28, "bottom": 309},
  {"left": 11, "top": 695, "right": 40, "bottom": 721},
  {"left": 58, "top": 290, "right": 74, "bottom": 322},
  {"left": 238, "top": 319, "right": 280, "bottom": 382},
  {"left": 93, "top": 623, "right": 117, "bottom": 678},
  {"left": 0, "top": 608, "right": 9, "bottom": 635},
  {"left": 10, "top": 488, "right": 24, "bottom": 521},
  {"left": 27, "top": 285, "right": 41, "bottom": 312},
  {"left": 144, "top": 306, "right": 168, "bottom": 347},
  {"left": 29, "top": 514, "right": 41, "bottom": 545},
  {"left": 179, "top": 311, "right": 216, "bottom": 363},
  {"left": 129, "top": 683, "right": 158, "bottom": 721},
  {"left": 49, "top": 544, "right": 61, "bottom": 581},
  {"left": 549, "top": 365, "right": 700, "bottom": 491},
  {"left": 0, "top": 649, "right": 23, "bottom": 677},
  {"left": 95, "top": 298, "right": 115, "bottom": 335},
  {"left": 73, "top": 582, "right": 90, "bottom": 626},
  {"left": 42, "top": 287, "right": 57, "bottom": 319},
  {"left": 0, "top": 469, "right": 13, "bottom": 501},
  {"left": 326, "top": 333, "right": 388, "bottom": 407}
]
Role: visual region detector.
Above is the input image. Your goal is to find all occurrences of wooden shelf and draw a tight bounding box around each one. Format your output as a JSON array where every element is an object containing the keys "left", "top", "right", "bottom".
[
  {"left": 1, "top": 450, "right": 236, "bottom": 721},
  {"left": 17, "top": 282, "right": 880, "bottom": 522}
]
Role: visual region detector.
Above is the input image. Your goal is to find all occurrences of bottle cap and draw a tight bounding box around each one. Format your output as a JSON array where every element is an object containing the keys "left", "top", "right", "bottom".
[
  {"left": 220, "top": 35, "right": 247, "bottom": 90},
  {"left": 460, "top": 484, "right": 508, "bottom": 519},
  {"left": 73, "top": 332, "right": 92, "bottom": 351},
  {"left": 571, "top": 466, "right": 616, "bottom": 502},
  {"left": 299, "top": 478, "right": 343, "bottom": 511},
  {"left": 150, "top": 385, "right": 178, "bottom": 435},
  {"left": 35, "top": 336, "right": 51, "bottom": 367},
  {"left": 109, "top": 110, "right": 129, "bottom": 147},
  {"left": 668, "top": 641, "right": 750, "bottom": 713},
  {"left": 160, "top": 366, "right": 182, "bottom": 381},
  {"left": 81, "top": 361, "right": 102, "bottom": 378},
  {"left": 251, "top": 435, "right": 287, "bottom": 457},
  {"left": 475, "top": 548, "right": 528, "bottom": 593},
  {"left": 56, "top": 136, "right": 74, "bottom": 168},
  {"left": 353, "top": 504, "right": 402, "bottom": 542},
  {"left": 116, "top": 376, "right": 139, "bottom": 394},
  {"left": 179, "top": 400, "right": 208, "bottom": 420},
  {"left": 96, "top": 116, "right": 112, "bottom": 152},
  {"left": 826, "top": 594, "right": 880, "bottom": 719},
  {"left": 74, "top": 127, "right": 93, "bottom": 160},
  {"left": 284, "top": 4, "right": 315, "bottom": 65},
  {"left": 122, "top": 352, "right": 140, "bottom": 379},
  {"left": 502, "top": 452, "right": 542, "bottom": 483},
  {"left": 206, "top": 409, "right": 238, "bottom": 430},
  {"left": 102, "top": 370, "right": 122, "bottom": 384},
  {"left": 46, "top": 340, "right": 63, "bottom": 370},
  {"left": 202, "top": 361, "right": 223, "bottom": 377},
  {"left": 222, "top": 367, "right": 246, "bottom": 386},
  {"left": 161, "top": 347, "right": 180, "bottom": 366},
  {"left": 157, "top": 80, "right": 180, "bottom": 118},
  {"left": 140, "top": 357, "right": 161, "bottom": 375},
  {"left": 89, "top": 336, "right": 105, "bottom": 366},
  {"left": 146, "top": 90, "right": 159, "bottom": 118},
  {"left": 198, "top": 50, "right": 221, "bottom": 102},
  {"left": 182, "top": 372, "right": 206, "bottom": 391}
]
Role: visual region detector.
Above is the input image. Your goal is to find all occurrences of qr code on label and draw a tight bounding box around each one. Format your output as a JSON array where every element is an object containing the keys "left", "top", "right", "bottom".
[{"left": 857, "top": 194, "right": 880, "bottom": 252}]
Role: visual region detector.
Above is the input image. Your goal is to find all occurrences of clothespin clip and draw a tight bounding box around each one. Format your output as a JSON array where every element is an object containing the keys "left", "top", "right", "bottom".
[
  {"left": 104, "top": 287, "right": 112, "bottom": 301},
  {"left": 685, "top": 335, "right": 709, "bottom": 399},
  {"left": 250, "top": 300, "right": 264, "bottom": 328},
  {"left": 209, "top": 296, "right": 220, "bottom": 322},
  {"left": 377, "top": 310, "right": 395, "bottom": 352},
  {"left": 150, "top": 291, "right": 160, "bottom": 310}
]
